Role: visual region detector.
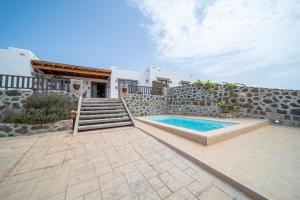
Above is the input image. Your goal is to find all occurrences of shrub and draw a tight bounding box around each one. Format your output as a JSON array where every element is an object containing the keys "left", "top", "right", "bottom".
[{"left": 3, "top": 93, "right": 76, "bottom": 124}]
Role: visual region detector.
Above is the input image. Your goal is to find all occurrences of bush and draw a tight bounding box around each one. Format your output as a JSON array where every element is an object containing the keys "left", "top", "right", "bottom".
[{"left": 3, "top": 93, "right": 77, "bottom": 124}]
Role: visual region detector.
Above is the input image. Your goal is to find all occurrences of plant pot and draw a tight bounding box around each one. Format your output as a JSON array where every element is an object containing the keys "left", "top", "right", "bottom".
[
  {"left": 122, "top": 88, "right": 127, "bottom": 93},
  {"left": 73, "top": 83, "right": 80, "bottom": 90}
]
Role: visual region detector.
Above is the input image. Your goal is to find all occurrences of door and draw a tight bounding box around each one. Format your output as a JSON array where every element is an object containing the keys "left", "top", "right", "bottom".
[{"left": 91, "top": 82, "right": 106, "bottom": 98}]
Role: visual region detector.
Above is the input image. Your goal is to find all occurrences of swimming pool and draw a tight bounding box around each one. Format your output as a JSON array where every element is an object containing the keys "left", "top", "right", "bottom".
[
  {"left": 137, "top": 115, "right": 268, "bottom": 145},
  {"left": 148, "top": 116, "right": 237, "bottom": 132}
]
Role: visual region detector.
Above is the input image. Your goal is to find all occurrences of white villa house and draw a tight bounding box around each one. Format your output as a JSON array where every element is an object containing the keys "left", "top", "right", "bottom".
[{"left": 0, "top": 47, "right": 196, "bottom": 98}]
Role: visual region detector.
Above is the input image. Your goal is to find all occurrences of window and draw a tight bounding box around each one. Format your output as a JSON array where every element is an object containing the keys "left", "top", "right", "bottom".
[
  {"left": 179, "top": 80, "right": 191, "bottom": 86},
  {"left": 156, "top": 77, "right": 170, "bottom": 85},
  {"left": 118, "top": 79, "right": 138, "bottom": 87}
]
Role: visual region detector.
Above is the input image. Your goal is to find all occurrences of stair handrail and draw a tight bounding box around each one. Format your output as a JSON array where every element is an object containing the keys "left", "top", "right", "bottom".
[
  {"left": 73, "top": 94, "right": 83, "bottom": 135},
  {"left": 120, "top": 97, "right": 135, "bottom": 127}
]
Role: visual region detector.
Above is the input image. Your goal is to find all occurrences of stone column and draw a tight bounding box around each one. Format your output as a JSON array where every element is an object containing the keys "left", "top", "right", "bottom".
[
  {"left": 161, "top": 87, "right": 169, "bottom": 96},
  {"left": 119, "top": 83, "right": 129, "bottom": 98},
  {"left": 70, "top": 79, "right": 83, "bottom": 96}
]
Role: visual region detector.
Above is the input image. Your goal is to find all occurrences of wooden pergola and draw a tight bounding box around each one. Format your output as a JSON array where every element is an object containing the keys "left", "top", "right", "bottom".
[{"left": 31, "top": 60, "right": 111, "bottom": 79}]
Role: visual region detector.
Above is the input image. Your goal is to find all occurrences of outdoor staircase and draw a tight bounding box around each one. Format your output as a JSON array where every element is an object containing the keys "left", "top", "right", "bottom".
[{"left": 77, "top": 98, "right": 133, "bottom": 132}]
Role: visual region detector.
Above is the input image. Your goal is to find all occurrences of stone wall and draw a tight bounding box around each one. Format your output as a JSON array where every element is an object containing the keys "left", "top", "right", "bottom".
[
  {"left": 167, "top": 85, "right": 300, "bottom": 126},
  {"left": 123, "top": 93, "right": 167, "bottom": 116},
  {"left": 0, "top": 89, "right": 79, "bottom": 136},
  {"left": 0, "top": 89, "right": 33, "bottom": 121},
  {"left": 0, "top": 89, "right": 79, "bottom": 122},
  {"left": 0, "top": 120, "right": 73, "bottom": 137},
  {"left": 124, "top": 85, "right": 300, "bottom": 126}
]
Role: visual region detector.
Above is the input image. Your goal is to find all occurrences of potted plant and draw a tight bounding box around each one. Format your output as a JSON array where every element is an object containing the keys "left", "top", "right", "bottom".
[
  {"left": 73, "top": 81, "right": 81, "bottom": 90},
  {"left": 122, "top": 87, "right": 127, "bottom": 93}
]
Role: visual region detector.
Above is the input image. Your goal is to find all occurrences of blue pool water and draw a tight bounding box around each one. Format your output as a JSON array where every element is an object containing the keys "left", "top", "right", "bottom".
[{"left": 148, "top": 116, "right": 237, "bottom": 132}]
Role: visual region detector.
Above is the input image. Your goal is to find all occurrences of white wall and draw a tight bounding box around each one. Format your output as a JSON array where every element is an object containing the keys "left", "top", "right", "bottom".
[
  {"left": 110, "top": 66, "right": 197, "bottom": 97},
  {"left": 0, "top": 47, "right": 196, "bottom": 98},
  {"left": 0, "top": 47, "right": 39, "bottom": 76},
  {"left": 147, "top": 66, "right": 197, "bottom": 87},
  {"left": 110, "top": 66, "right": 144, "bottom": 98}
]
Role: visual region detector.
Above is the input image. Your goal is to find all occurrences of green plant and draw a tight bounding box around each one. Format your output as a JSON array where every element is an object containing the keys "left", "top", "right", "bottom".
[
  {"left": 193, "top": 80, "right": 244, "bottom": 114},
  {"left": 203, "top": 80, "right": 217, "bottom": 94},
  {"left": 194, "top": 80, "right": 217, "bottom": 94},
  {"left": 3, "top": 93, "right": 76, "bottom": 124},
  {"left": 217, "top": 100, "right": 240, "bottom": 113},
  {"left": 195, "top": 80, "right": 203, "bottom": 89},
  {"left": 217, "top": 82, "right": 245, "bottom": 113}
]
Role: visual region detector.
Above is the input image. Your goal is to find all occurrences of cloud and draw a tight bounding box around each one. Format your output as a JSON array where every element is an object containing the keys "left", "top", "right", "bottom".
[{"left": 129, "top": 0, "right": 300, "bottom": 89}]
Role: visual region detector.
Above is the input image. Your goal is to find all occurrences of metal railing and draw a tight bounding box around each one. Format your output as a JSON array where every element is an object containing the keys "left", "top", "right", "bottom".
[
  {"left": 0, "top": 74, "right": 71, "bottom": 91},
  {"left": 128, "top": 85, "right": 162, "bottom": 95}
]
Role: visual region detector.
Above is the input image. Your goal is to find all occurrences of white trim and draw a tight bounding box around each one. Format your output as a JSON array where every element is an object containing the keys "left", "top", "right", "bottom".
[{"left": 73, "top": 95, "right": 83, "bottom": 135}]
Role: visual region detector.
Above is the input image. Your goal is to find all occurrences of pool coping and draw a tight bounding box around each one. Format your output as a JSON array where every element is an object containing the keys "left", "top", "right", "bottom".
[{"left": 136, "top": 115, "right": 269, "bottom": 145}]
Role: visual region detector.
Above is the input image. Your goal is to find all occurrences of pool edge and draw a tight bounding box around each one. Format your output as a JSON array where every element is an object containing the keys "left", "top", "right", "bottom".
[{"left": 136, "top": 115, "right": 269, "bottom": 146}]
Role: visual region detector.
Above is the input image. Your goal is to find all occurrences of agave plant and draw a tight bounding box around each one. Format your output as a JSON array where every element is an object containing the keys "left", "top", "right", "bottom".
[
  {"left": 194, "top": 80, "right": 217, "bottom": 94},
  {"left": 195, "top": 80, "right": 203, "bottom": 89}
]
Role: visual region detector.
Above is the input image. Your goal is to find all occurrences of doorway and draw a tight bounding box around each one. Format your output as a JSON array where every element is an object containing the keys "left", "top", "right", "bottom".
[{"left": 91, "top": 82, "right": 106, "bottom": 98}]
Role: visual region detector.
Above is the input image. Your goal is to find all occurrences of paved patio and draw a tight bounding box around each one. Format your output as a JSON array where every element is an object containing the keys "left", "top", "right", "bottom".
[
  {"left": 136, "top": 119, "right": 300, "bottom": 200},
  {"left": 0, "top": 127, "right": 250, "bottom": 200}
]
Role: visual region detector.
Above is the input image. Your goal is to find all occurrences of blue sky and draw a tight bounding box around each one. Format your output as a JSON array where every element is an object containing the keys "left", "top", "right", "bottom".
[
  {"left": 1, "top": 0, "right": 300, "bottom": 89},
  {"left": 0, "top": 0, "right": 157, "bottom": 68}
]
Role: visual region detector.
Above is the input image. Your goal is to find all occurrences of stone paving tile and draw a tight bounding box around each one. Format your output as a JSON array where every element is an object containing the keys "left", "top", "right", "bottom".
[
  {"left": 165, "top": 188, "right": 197, "bottom": 200},
  {"left": 0, "top": 127, "right": 251, "bottom": 200},
  {"left": 159, "top": 172, "right": 183, "bottom": 192},
  {"left": 157, "top": 186, "right": 172, "bottom": 199},
  {"left": 102, "top": 183, "right": 130, "bottom": 200},
  {"left": 100, "top": 176, "right": 127, "bottom": 192},
  {"left": 134, "top": 183, "right": 160, "bottom": 200},
  {"left": 198, "top": 185, "right": 233, "bottom": 200},
  {"left": 187, "top": 181, "right": 211, "bottom": 197},
  {"left": 143, "top": 169, "right": 159, "bottom": 180},
  {"left": 47, "top": 192, "right": 66, "bottom": 200},
  {"left": 66, "top": 178, "right": 99, "bottom": 200},
  {"left": 84, "top": 190, "right": 102, "bottom": 200},
  {"left": 148, "top": 176, "right": 164, "bottom": 191},
  {"left": 184, "top": 168, "right": 197, "bottom": 176},
  {"left": 153, "top": 160, "right": 175, "bottom": 173},
  {"left": 125, "top": 171, "right": 148, "bottom": 191},
  {"left": 98, "top": 172, "right": 117, "bottom": 184}
]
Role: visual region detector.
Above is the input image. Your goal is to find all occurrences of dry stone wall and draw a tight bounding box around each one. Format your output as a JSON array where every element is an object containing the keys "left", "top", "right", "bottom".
[
  {"left": 123, "top": 94, "right": 167, "bottom": 116},
  {"left": 0, "top": 89, "right": 79, "bottom": 122},
  {"left": 124, "top": 85, "right": 300, "bottom": 127},
  {"left": 168, "top": 85, "right": 300, "bottom": 126},
  {"left": 0, "top": 120, "right": 73, "bottom": 137},
  {"left": 0, "top": 89, "right": 33, "bottom": 121},
  {"left": 0, "top": 89, "right": 79, "bottom": 137}
]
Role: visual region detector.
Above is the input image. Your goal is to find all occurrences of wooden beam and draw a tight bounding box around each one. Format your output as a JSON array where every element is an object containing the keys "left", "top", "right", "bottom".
[
  {"left": 34, "top": 65, "right": 111, "bottom": 77},
  {"left": 31, "top": 60, "right": 111, "bottom": 75}
]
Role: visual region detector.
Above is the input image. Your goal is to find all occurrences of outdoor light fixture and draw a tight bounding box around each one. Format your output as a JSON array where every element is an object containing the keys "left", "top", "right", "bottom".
[{"left": 274, "top": 120, "right": 281, "bottom": 124}]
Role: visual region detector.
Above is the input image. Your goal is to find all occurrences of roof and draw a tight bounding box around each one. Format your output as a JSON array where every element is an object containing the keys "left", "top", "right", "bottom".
[
  {"left": 156, "top": 77, "right": 170, "bottom": 81},
  {"left": 31, "top": 60, "right": 111, "bottom": 79}
]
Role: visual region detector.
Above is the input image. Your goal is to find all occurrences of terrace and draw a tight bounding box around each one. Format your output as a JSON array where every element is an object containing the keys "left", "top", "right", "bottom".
[
  {"left": 1, "top": 1, "right": 299, "bottom": 199},
  {"left": 0, "top": 79, "right": 299, "bottom": 200}
]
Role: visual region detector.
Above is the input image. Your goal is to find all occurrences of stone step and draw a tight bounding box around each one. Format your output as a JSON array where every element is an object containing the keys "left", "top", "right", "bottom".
[
  {"left": 80, "top": 109, "right": 126, "bottom": 115},
  {"left": 83, "top": 98, "right": 119, "bottom": 101},
  {"left": 79, "top": 117, "right": 130, "bottom": 125},
  {"left": 82, "top": 99, "right": 121, "bottom": 104},
  {"left": 81, "top": 106, "right": 124, "bottom": 111},
  {"left": 81, "top": 103, "right": 123, "bottom": 107},
  {"left": 79, "top": 113, "right": 129, "bottom": 120},
  {"left": 78, "top": 121, "right": 133, "bottom": 131}
]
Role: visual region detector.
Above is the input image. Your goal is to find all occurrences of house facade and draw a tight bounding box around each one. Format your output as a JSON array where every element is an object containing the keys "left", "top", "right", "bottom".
[{"left": 0, "top": 47, "right": 196, "bottom": 98}]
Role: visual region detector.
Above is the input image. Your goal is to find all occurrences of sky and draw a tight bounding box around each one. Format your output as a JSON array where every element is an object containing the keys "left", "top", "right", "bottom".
[{"left": 1, "top": 0, "right": 300, "bottom": 89}]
